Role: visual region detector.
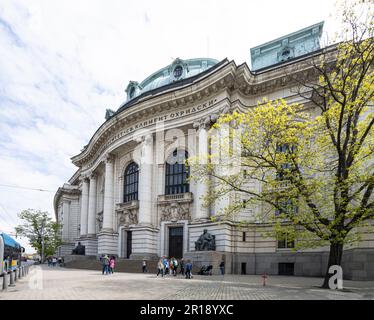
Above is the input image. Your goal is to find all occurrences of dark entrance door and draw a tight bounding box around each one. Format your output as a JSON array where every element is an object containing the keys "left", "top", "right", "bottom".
[
  {"left": 278, "top": 262, "right": 294, "bottom": 275},
  {"left": 169, "top": 227, "right": 183, "bottom": 258},
  {"left": 126, "top": 231, "right": 132, "bottom": 258}
]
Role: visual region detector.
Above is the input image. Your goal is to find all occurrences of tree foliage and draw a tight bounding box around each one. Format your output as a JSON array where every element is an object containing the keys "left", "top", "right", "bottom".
[
  {"left": 15, "top": 209, "right": 62, "bottom": 258},
  {"left": 190, "top": 0, "right": 373, "bottom": 287}
]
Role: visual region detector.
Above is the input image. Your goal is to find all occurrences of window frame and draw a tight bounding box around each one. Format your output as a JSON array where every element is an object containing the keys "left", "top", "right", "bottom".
[
  {"left": 165, "top": 150, "right": 190, "bottom": 195},
  {"left": 123, "top": 162, "right": 139, "bottom": 203}
]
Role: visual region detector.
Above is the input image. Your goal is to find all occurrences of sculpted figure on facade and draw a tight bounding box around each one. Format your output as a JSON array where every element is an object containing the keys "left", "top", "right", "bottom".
[
  {"left": 118, "top": 209, "right": 138, "bottom": 226},
  {"left": 160, "top": 202, "right": 190, "bottom": 222}
]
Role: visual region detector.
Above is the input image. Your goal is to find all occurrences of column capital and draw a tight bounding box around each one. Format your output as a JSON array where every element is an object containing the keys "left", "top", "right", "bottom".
[
  {"left": 105, "top": 153, "right": 115, "bottom": 164},
  {"left": 89, "top": 172, "right": 97, "bottom": 180},
  {"left": 135, "top": 133, "right": 153, "bottom": 145},
  {"left": 81, "top": 175, "right": 90, "bottom": 183},
  {"left": 193, "top": 117, "right": 211, "bottom": 131}
]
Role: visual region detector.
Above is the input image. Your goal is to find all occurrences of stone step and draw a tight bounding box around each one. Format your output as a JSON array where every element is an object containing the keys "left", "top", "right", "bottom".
[{"left": 64, "top": 258, "right": 159, "bottom": 273}]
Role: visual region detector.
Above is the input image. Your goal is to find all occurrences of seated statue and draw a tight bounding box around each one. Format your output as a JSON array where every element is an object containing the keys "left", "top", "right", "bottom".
[
  {"left": 72, "top": 242, "right": 85, "bottom": 255},
  {"left": 195, "top": 229, "right": 215, "bottom": 251}
]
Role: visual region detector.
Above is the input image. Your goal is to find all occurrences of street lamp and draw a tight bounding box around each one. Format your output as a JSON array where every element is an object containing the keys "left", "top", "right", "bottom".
[{"left": 41, "top": 218, "right": 46, "bottom": 264}]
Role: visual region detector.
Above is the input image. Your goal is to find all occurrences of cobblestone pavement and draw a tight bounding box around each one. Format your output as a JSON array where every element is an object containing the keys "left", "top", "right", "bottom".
[{"left": 1, "top": 265, "right": 373, "bottom": 300}]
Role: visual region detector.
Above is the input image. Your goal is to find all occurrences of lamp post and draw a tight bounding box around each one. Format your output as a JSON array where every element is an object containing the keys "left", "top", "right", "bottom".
[{"left": 41, "top": 219, "right": 46, "bottom": 264}]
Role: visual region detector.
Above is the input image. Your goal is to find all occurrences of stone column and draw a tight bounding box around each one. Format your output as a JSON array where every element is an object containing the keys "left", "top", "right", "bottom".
[
  {"left": 87, "top": 173, "right": 97, "bottom": 236},
  {"left": 138, "top": 133, "right": 153, "bottom": 225},
  {"left": 62, "top": 201, "right": 70, "bottom": 241},
  {"left": 98, "top": 154, "right": 118, "bottom": 255},
  {"left": 130, "top": 133, "right": 158, "bottom": 260},
  {"left": 80, "top": 177, "right": 89, "bottom": 236},
  {"left": 102, "top": 154, "right": 114, "bottom": 231},
  {"left": 194, "top": 123, "right": 210, "bottom": 220}
]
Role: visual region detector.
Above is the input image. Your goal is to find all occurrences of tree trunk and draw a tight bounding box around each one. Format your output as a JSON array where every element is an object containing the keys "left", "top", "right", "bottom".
[{"left": 321, "top": 242, "right": 344, "bottom": 288}]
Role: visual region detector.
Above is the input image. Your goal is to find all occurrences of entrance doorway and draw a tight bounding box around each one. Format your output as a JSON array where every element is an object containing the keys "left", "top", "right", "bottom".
[
  {"left": 168, "top": 226, "right": 183, "bottom": 258},
  {"left": 126, "top": 231, "right": 132, "bottom": 258}
]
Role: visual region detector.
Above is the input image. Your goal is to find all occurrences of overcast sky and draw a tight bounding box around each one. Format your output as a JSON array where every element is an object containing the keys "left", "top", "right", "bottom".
[{"left": 0, "top": 0, "right": 338, "bottom": 252}]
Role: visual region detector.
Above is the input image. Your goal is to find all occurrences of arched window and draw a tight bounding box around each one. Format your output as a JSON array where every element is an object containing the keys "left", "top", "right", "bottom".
[
  {"left": 123, "top": 162, "right": 139, "bottom": 202},
  {"left": 165, "top": 150, "right": 189, "bottom": 195}
]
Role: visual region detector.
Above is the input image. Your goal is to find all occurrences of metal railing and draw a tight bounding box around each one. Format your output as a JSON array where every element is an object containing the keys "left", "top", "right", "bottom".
[{"left": 1, "top": 261, "right": 35, "bottom": 291}]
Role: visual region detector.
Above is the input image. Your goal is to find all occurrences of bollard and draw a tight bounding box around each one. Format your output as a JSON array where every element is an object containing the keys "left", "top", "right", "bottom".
[
  {"left": 261, "top": 272, "right": 268, "bottom": 286},
  {"left": 2, "top": 274, "right": 8, "bottom": 290},
  {"left": 14, "top": 269, "right": 18, "bottom": 282},
  {"left": 9, "top": 270, "right": 15, "bottom": 287},
  {"left": 26, "top": 266, "right": 28, "bottom": 275},
  {"left": 20, "top": 267, "right": 23, "bottom": 278}
]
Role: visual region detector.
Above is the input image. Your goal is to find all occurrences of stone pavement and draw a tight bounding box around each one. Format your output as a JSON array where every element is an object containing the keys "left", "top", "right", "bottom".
[{"left": 1, "top": 265, "right": 373, "bottom": 300}]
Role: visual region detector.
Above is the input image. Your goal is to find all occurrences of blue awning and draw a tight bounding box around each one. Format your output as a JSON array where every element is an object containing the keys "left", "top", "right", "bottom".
[{"left": 0, "top": 233, "right": 21, "bottom": 248}]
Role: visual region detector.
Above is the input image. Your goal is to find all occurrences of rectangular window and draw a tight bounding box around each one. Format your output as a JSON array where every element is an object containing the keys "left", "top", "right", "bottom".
[
  {"left": 277, "top": 232, "right": 295, "bottom": 249},
  {"left": 242, "top": 232, "right": 246, "bottom": 242}
]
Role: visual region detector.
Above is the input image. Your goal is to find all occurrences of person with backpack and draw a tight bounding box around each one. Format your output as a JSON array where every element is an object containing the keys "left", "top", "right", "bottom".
[{"left": 171, "top": 257, "right": 178, "bottom": 276}]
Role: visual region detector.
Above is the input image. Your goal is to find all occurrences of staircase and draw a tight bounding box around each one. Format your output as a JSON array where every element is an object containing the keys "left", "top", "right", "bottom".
[{"left": 64, "top": 257, "right": 158, "bottom": 273}]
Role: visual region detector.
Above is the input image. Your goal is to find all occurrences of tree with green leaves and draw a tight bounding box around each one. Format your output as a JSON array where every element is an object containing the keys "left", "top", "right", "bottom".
[
  {"left": 15, "top": 209, "right": 62, "bottom": 262},
  {"left": 190, "top": 1, "right": 373, "bottom": 288}
]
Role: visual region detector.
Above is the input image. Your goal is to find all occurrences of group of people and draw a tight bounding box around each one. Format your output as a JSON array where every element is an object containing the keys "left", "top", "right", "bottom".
[
  {"left": 100, "top": 255, "right": 116, "bottom": 275},
  {"left": 98, "top": 255, "right": 224, "bottom": 277},
  {"left": 47, "top": 256, "right": 63, "bottom": 267},
  {"left": 156, "top": 257, "right": 193, "bottom": 279}
]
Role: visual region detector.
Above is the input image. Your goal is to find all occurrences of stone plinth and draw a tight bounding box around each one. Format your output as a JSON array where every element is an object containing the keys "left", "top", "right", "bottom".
[
  {"left": 97, "top": 231, "right": 118, "bottom": 256},
  {"left": 63, "top": 254, "right": 96, "bottom": 264},
  {"left": 184, "top": 251, "right": 226, "bottom": 275},
  {"left": 81, "top": 236, "right": 98, "bottom": 256}
]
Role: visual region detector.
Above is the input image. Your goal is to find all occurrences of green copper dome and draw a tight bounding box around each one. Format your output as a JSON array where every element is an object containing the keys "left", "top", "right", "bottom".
[{"left": 125, "top": 58, "right": 219, "bottom": 101}]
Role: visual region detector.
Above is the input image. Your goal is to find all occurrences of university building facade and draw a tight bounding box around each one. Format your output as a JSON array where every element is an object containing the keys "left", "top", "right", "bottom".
[{"left": 54, "top": 22, "right": 374, "bottom": 280}]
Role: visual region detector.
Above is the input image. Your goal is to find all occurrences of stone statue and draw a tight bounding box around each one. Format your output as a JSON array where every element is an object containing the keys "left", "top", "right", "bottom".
[
  {"left": 195, "top": 229, "right": 216, "bottom": 251},
  {"left": 72, "top": 242, "right": 85, "bottom": 255}
]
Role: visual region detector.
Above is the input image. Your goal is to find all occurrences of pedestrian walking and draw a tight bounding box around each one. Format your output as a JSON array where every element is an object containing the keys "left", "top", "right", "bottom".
[
  {"left": 179, "top": 258, "right": 185, "bottom": 276},
  {"left": 52, "top": 257, "right": 57, "bottom": 267},
  {"left": 219, "top": 261, "right": 225, "bottom": 275},
  {"left": 109, "top": 256, "right": 116, "bottom": 274},
  {"left": 185, "top": 260, "right": 192, "bottom": 279},
  {"left": 162, "top": 257, "right": 169, "bottom": 275},
  {"left": 142, "top": 260, "right": 148, "bottom": 273},
  {"left": 101, "top": 255, "right": 110, "bottom": 275},
  {"left": 156, "top": 259, "right": 164, "bottom": 277},
  {"left": 171, "top": 257, "right": 178, "bottom": 276}
]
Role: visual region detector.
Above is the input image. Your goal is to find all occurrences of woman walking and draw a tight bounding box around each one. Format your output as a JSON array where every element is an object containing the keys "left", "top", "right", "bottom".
[
  {"left": 109, "top": 256, "right": 116, "bottom": 274},
  {"left": 156, "top": 259, "right": 164, "bottom": 277}
]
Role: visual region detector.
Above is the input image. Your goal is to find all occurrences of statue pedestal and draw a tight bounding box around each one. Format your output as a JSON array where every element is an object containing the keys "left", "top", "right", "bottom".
[{"left": 184, "top": 251, "right": 225, "bottom": 275}]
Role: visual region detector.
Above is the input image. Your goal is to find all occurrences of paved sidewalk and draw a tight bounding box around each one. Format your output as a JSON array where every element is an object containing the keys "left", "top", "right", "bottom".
[{"left": 0, "top": 265, "right": 373, "bottom": 300}]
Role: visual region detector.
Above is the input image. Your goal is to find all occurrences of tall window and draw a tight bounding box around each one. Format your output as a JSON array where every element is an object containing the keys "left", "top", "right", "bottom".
[
  {"left": 123, "top": 162, "right": 139, "bottom": 202},
  {"left": 165, "top": 150, "right": 189, "bottom": 195}
]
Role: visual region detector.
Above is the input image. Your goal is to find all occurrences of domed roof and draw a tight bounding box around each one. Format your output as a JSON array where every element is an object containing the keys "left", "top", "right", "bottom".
[{"left": 125, "top": 58, "right": 219, "bottom": 101}]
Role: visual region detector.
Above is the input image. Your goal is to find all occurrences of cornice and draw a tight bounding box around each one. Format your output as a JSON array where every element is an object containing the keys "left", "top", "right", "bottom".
[{"left": 71, "top": 47, "right": 338, "bottom": 169}]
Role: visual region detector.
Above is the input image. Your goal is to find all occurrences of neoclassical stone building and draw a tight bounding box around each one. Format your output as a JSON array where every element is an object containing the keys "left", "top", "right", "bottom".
[{"left": 54, "top": 22, "right": 374, "bottom": 279}]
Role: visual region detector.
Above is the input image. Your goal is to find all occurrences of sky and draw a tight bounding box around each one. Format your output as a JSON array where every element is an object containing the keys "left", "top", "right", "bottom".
[{"left": 0, "top": 0, "right": 339, "bottom": 252}]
